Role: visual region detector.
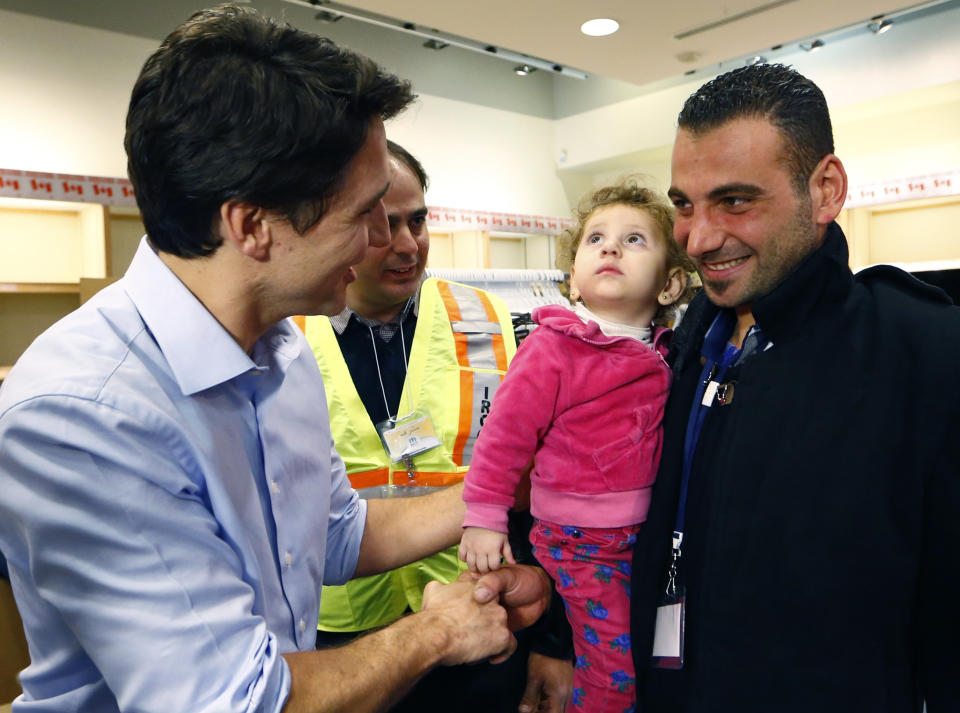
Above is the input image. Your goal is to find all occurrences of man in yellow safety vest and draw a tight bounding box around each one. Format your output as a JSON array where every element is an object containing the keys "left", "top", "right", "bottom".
[{"left": 301, "top": 141, "right": 573, "bottom": 713}]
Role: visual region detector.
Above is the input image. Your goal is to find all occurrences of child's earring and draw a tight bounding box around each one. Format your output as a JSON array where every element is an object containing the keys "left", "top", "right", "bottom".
[
  {"left": 570, "top": 287, "right": 580, "bottom": 302},
  {"left": 658, "top": 292, "right": 670, "bottom": 305}
]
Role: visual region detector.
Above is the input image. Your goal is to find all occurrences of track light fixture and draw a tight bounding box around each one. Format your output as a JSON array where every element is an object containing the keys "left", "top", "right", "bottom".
[
  {"left": 800, "top": 38, "right": 825, "bottom": 52},
  {"left": 314, "top": 10, "right": 342, "bottom": 23},
  {"left": 514, "top": 64, "right": 537, "bottom": 76},
  {"left": 286, "top": 0, "right": 588, "bottom": 78},
  {"left": 868, "top": 17, "right": 893, "bottom": 34},
  {"left": 422, "top": 39, "right": 449, "bottom": 50}
]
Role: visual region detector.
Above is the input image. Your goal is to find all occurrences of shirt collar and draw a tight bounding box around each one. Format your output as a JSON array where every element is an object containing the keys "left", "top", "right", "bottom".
[
  {"left": 330, "top": 280, "right": 422, "bottom": 337},
  {"left": 702, "top": 310, "right": 770, "bottom": 368},
  {"left": 122, "top": 238, "right": 301, "bottom": 396}
]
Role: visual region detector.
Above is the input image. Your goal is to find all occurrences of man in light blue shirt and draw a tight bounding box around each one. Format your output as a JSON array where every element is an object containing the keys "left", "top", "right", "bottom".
[{"left": 0, "top": 6, "right": 550, "bottom": 713}]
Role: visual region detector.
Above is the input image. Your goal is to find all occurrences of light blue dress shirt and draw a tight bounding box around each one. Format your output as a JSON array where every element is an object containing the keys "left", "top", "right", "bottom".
[{"left": 0, "top": 238, "right": 367, "bottom": 712}]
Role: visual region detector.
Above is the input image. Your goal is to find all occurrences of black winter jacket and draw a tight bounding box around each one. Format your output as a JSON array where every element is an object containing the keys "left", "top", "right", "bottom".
[{"left": 631, "top": 223, "right": 960, "bottom": 712}]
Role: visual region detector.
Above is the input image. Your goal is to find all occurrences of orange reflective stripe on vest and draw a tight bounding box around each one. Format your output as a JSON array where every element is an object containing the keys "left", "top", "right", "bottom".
[
  {"left": 347, "top": 468, "right": 464, "bottom": 490},
  {"left": 436, "top": 280, "right": 508, "bottom": 467}
]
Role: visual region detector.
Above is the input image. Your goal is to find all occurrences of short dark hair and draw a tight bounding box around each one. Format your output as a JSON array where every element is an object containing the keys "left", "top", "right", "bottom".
[
  {"left": 677, "top": 63, "right": 834, "bottom": 193},
  {"left": 387, "top": 140, "right": 429, "bottom": 192},
  {"left": 125, "top": 3, "right": 415, "bottom": 258}
]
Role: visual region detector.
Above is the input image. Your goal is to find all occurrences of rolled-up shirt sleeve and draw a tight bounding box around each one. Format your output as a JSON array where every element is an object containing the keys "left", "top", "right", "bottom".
[{"left": 323, "top": 435, "right": 367, "bottom": 587}]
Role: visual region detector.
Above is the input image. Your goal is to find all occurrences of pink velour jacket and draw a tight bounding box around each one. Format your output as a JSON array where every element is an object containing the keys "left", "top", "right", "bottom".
[{"left": 463, "top": 304, "right": 672, "bottom": 531}]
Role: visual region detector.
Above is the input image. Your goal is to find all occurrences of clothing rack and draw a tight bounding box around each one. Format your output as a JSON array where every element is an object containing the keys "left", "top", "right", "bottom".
[{"left": 425, "top": 268, "right": 570, "bottom": 314}]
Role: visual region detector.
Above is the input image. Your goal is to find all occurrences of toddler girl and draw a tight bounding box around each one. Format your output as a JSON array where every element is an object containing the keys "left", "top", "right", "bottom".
[{"left": 460, "top": 180, "right": 694, "bottom": 713}]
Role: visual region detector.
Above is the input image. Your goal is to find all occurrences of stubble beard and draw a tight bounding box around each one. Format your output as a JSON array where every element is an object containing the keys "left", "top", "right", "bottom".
[{"left": 703, "top": 196, "right": 817, "bottom": 309}]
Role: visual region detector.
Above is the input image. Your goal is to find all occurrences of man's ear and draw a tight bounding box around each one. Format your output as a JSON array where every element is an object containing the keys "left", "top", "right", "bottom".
[
  {"left": 658, "top": 266, "right": 687, "bottom": 306},
  {"left": 809, "top": 154, "right": 848, "bottom": 228},
  {"left": 219, "top": 201, "right": 272, "bottom": 261}
]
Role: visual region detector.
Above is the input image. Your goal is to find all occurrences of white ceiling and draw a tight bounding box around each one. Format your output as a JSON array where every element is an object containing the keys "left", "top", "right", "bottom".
[
  {"left": 1, "top": 0, "right": 955, "bottom": 120},
  {"left": 336, "top": 0, "right": 920, "bottom": 86}
]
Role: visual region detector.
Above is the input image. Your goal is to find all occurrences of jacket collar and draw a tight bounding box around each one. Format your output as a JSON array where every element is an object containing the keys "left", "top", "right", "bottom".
[
  {"left": 751, "top": 221, "right": 853, "bottom": 345},
  {"left": 123, "top": 237, "right": 301, "bottom": 396}
]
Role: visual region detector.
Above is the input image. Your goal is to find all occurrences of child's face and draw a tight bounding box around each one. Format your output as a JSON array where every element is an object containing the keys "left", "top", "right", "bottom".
[{"left": 570, "top": 203, "right": 672, "bottom": 327}]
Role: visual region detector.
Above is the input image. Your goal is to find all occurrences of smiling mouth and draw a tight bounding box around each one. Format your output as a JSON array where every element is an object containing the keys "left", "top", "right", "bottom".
[
  {"left": 702, "top": 256, "right": 749, "bottom": 273},
  {"left": 386, "top": 264, "right": 417, "bottom": 275}
]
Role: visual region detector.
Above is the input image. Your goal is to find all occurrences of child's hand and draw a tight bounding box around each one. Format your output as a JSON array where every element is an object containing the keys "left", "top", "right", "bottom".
[{"left": 459, "top": 526, "right": 516, "bottom": 574}]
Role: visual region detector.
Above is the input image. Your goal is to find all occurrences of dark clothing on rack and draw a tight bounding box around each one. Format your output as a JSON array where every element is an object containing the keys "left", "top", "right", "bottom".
[{"left": 632, "top": 223, "right": 960, "bottom": 712}]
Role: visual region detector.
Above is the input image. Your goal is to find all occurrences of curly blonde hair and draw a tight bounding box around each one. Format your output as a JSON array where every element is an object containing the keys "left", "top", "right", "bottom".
[{"left": 557, "top": 177, "right": 698, "bottom": 326}]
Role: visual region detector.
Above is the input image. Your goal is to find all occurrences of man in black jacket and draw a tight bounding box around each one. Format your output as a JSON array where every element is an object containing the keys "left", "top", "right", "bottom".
[{"left": 631, "top": 63, "right": 960, "bottom": 712}]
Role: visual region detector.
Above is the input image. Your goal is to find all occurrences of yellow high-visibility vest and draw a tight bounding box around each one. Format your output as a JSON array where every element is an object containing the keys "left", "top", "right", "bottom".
[{"left": 303, "top": 278, "right": 517, "bottom": 632}]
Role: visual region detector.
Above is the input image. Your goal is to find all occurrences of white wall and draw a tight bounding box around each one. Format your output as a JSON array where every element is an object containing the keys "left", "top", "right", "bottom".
[
  {"left": 0, "top": 8, "right": 569, "bottom": 218},
  {"left": 553, "top": 2, "right": 960, "bottom": 191},
  {"left": 0, "top": 10, "right": 153, "bottom": 177},
  {"left": 389, "top": 97, "right": 569, "bottom": 216}
]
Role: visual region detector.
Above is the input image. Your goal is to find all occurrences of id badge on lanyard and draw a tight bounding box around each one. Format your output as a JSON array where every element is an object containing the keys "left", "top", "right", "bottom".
[
  {"left": 376, "top": 409, "right": 441, "bottom": 463},
  {"left": 651, "top": 534, "right": 686, "bottom": 669}
]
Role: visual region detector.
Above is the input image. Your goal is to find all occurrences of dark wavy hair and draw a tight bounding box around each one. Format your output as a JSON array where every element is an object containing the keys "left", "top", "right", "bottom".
[
  {"left": 125, "top": 3, "right": 415, "bottom": 258},
  {"left": 678, "top": 63, "right": 834, "bottom": 194},
  {"left": 557, "top": 178, "right": 697, "bottom": 326}
]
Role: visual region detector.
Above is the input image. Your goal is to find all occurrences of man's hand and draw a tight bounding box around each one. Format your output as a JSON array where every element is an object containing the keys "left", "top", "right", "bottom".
[
  {"left": 419, "top": 577, "right": 514, "bottom": 666},
  {"left": 471, "top": 564, "right": 552, "bottom": 633},
  {"left": 519, "top": 652, "right": 573, "bottom": 713}
]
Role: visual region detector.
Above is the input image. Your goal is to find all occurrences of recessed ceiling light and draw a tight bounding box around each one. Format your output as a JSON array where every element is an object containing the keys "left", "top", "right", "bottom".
[{"left": 580, "top": 18, "right": 619, "bottom": 37}]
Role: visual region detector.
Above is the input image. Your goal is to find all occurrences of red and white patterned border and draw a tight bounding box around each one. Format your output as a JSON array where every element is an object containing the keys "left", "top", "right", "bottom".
[
  {"left": 2, "top": 167, "right": 958, "bottom": 230},
  {"left": 0, "top": 168, "right": 574, "bottom": 234},
  {"left": 427, "top": 207, "right": 575, "bottom": 234},
  {"left": 845, "top": 170, "right": 958, "bottom": 208},
  {"left": 0, "top": 169, "right": 137, "bottom": 206}
]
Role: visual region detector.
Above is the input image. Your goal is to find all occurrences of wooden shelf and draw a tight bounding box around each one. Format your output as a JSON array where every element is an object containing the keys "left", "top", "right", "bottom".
[{"left": 0, "top": 282, "right": 80, "bottom": 294}]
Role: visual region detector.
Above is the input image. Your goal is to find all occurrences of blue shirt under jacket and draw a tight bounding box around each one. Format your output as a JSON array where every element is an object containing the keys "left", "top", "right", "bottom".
[{"left": 0, "top": 238, "right": 366, "bottom": 713}]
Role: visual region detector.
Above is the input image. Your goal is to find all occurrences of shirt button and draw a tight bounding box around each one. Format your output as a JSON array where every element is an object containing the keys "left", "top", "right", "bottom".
[
  {"left": 271, "top": 480, "right": 280, "bottom": 495},
  {"left": 299, "top": 619, "right": 306, "bottom": 633},
  {"left": 285, "top": 551, "right": 292, "bottom": 568}
]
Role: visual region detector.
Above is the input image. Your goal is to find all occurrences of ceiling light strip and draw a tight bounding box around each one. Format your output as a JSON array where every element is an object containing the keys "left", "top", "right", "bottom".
[
  {"left": 281, "top": 0, "right": 588, "bottom": 79},
  {"left": 674, "top": 0, "right": 798, "bottom": 39}
]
